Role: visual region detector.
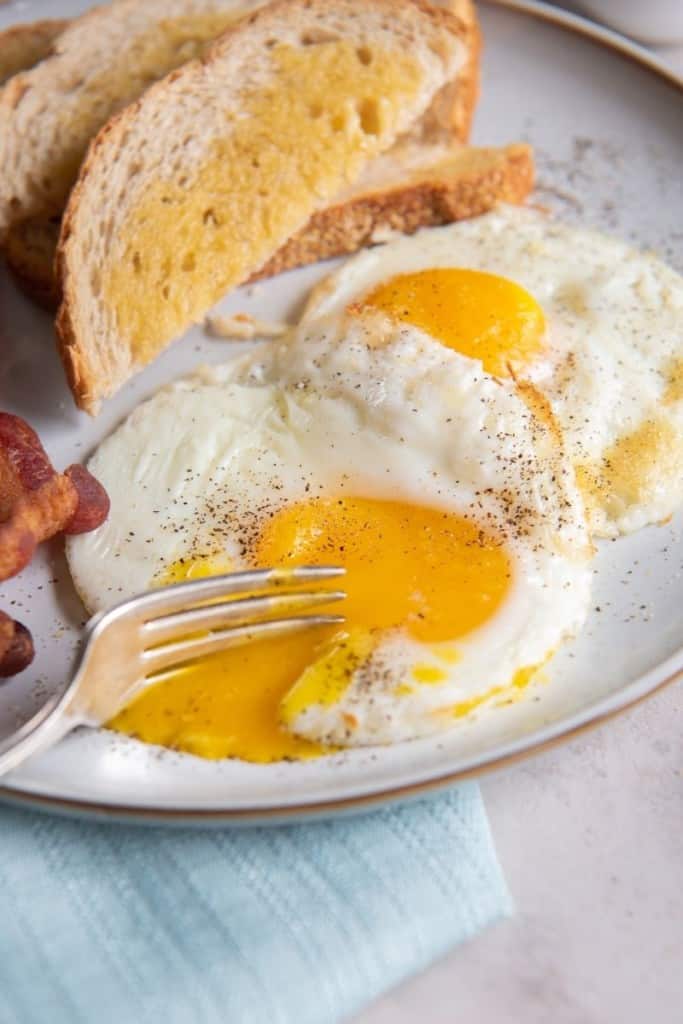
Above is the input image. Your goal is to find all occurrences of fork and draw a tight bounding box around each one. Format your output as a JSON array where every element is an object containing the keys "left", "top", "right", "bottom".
[{"left": 0, "top": 566, "right": 345, "bottom": 777}]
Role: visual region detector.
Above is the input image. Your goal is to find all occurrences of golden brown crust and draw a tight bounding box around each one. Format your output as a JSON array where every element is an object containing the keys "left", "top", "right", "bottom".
[
  {"left": 55, "top": 269, "right": 92, "bottom": 412},
  {"left": 0, "top": 18, "right": 68, "bottom": 85},
  {"left": 253, "top": 143, "right": 534, "bottom": 279},
  {"left": 55, "top": 113, "right": 124, "bottom": 413}
]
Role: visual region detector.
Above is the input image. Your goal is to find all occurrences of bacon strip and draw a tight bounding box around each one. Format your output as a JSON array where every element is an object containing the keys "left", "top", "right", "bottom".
[
  {"left": 64, "top": 463, "right": 110, "bottom": 535},
  {"left": 0, "top": 612, "right": 34, "bottom": 678},
  {"left": 0, "top": 472, "right": 77, "bottom": 579},
  {"left": 0, "top": 412, "right": 110, "bottom": 677}
]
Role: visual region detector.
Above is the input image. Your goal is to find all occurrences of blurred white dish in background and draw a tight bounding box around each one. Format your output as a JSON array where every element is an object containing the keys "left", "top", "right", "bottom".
[{"left": 576, "top": 1, "right": 683, "bottom": 44}]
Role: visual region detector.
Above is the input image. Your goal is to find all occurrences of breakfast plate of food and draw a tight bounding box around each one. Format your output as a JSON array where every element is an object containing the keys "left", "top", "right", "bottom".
[{"left": 0, "top": 0, "right": 681, "bottom": 824}]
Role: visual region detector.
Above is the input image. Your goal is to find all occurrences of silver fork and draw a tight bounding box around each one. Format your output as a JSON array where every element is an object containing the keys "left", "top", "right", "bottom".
[{"left": 0, "top": 565, "right": 345, "bottom": 777}]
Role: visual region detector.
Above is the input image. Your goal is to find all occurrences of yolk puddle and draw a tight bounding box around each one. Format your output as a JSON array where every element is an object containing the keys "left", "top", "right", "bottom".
[
  {"left": 110, "top": 498, "right": 513, "bottom": 762},
  {"left": 359, "top": 268, "right": 546, "bottom": 376},
  {"left": 412, "top": 664, "right": 448, "bottom": 684}
]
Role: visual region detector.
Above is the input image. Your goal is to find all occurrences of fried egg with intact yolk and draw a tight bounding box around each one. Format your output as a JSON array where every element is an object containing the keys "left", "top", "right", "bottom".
[
  {"left": 302, "top": 205, "right": 683, "bottom": 539},
  {"left": 67, "top": 312, "right": 591, "bottom": 757}
]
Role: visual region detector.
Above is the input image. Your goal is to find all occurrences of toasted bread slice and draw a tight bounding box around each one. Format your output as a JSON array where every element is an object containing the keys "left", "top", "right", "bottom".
[
  {"left": 56, "top": 0, "right": 468, "bottom": 413},
  {"left": 0, "top": 0, "right": 478, "bottom": 238},
  {"left": 0, "top": 19, "right": 68, "bottom": 85},
  {"left": 7, "top": 142, "right": 533, "bottom": 310}
]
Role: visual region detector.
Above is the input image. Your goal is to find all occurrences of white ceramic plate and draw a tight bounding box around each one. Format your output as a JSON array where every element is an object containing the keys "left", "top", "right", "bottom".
[{"left": 0, "top": 0, "right": 681, "bottom": 824}]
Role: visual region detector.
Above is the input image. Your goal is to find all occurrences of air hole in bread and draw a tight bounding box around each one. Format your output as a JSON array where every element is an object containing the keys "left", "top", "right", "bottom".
[
  {"left": 181, "top": 252, "right": 196, "bottom": 272},
  {"left": 300, "top": 28, "right": 338, "bottom": 45},
  {"left": 358, "top": 98, "right": 381, "bottom": 135},
  {"left": 309, "top": 102, "right": 323, "bottom": 119},
  {"left": 162, "top": 285, "right": 170, "bottom": 300},
  {"left": 356, "top": 46, "right": 373, "bottom": 65},
  {"left": 202, "top": 208, "right": 218, "bottom": 226},
  {"left": 132, "top": 252, "right": 141, "bottom": 274},
  {"left": 331, "top": 112, "right": 347, "bottom": 133}
]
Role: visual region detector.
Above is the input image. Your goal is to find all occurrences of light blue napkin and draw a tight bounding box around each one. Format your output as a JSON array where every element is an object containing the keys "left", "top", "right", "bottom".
[{"left": 0, "top": 784, "right": 510, "bottom": 1024}]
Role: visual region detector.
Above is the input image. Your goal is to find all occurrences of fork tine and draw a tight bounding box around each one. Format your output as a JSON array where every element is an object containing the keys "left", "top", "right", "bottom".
[
  {"left": 131, "top": 566, "right": 345, "bottom": 623},
  {"left": 142, "top": 590, "right": 346, "bottom": 645},
  {"left": 142, "top": 615, "right": 345, "bottom": 676}
]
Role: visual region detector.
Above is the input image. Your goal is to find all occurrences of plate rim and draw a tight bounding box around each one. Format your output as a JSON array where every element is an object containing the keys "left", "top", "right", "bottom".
[{"left": 1, "top": 0, "right": 681, "bottom": 825}]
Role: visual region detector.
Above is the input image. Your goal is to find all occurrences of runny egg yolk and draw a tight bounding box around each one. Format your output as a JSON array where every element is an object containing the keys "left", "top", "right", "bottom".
[
  {"left": 110, "top": 497, "right": 513, "bottom": 762},
  {"left": 359, "top": 268, "right": 546, "bottom": 376}
]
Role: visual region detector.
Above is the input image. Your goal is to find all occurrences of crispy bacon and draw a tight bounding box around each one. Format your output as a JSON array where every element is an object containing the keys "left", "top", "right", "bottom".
[
  {"left": 0, "top": 413, "right": 55, "bottom": 504},
  {"left": 0, "top": 611, "right": 34, "bottom": 678},
  {"left": 0, "top": 472, "right": 77, "bottom": 579},
  {"left": 0, "top": 412, "right": 110, "bottom": 677},
  {"left": 64, "top": 463, "right": 110, "bottom": 534}
]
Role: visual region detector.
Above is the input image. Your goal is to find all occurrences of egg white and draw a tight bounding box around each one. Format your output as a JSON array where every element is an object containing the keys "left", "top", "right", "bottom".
[
  {"left": 68, "top": 313, "right": 592, "bottom": 747},
  {"left": 302, "top": 205, "right": 683, "bottom": 538}
]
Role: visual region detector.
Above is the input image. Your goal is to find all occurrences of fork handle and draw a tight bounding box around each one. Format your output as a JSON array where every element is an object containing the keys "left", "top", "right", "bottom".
[{"left": 0, "top": 696, "right": 80, "bottom": 778}]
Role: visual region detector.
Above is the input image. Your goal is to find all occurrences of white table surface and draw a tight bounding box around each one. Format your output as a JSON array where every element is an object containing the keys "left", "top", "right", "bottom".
[
  {"left": 356, "top": 681, "right": 682, "bottom": 1023},
  {"left": 355, "top": 35, "right": 683, "bottom": 1024}
]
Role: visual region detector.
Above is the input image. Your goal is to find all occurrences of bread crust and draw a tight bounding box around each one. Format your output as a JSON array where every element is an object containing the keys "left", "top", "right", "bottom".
[
  {"left": 254, "top": 143, "right": 534, "bottom": 280},
  {"left": 0, "top": 19, "right": 67, "bottom": 85}
]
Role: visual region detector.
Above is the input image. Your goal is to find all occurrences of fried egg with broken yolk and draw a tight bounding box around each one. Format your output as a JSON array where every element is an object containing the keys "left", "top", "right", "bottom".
[
  {"left": 67, "top": 312, "right": 591, "bottom": 758},
  {"left": 302, "top": 205, "right": 683, "bottom": 539}
]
